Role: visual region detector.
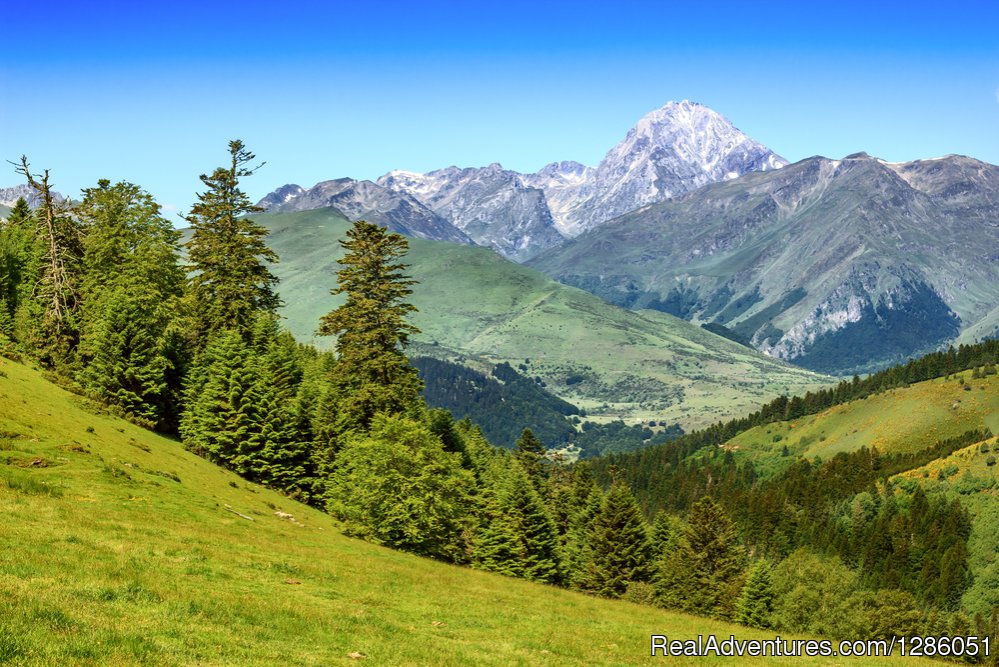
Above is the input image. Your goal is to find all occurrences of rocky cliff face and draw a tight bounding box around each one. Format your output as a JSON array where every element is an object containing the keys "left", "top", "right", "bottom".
[{"left": 0, "top": 183, "right": 65, "bottom": 208}]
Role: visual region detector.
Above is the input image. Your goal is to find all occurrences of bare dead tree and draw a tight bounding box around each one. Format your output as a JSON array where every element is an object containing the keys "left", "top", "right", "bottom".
[{"left": 12, "top": 156, "right": 80, "bottom": 362}]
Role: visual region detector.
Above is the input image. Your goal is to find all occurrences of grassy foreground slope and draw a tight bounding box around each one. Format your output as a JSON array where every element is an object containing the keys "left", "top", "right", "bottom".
[
  {"left": 0, "top": 358, "right": 936, "bottom": 666},
  {"left": 259, "top": 208, "right": 829, "bottom": 429}
]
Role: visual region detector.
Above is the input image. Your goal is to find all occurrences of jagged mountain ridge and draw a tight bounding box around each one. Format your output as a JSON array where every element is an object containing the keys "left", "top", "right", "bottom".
[
  {"left": 528, "top": 152, "right": 999, "bottom": 375},
  {"left": 0, "top": 183, "right": 65, "bottom": 208},
  {"left": 256, "top": 177, "right": 471, "bottom": 244},
  {"left": 258, "top": 101, "right": 785, "bottom": 259},
  {"left": 377, "top": 164, "right": 564, "bottom": 261}
]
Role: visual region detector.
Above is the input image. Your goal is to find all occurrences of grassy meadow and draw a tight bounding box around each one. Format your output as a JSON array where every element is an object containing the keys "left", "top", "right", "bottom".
[{"left": 0, "top": 356, "right": 942, "bottom": 666}]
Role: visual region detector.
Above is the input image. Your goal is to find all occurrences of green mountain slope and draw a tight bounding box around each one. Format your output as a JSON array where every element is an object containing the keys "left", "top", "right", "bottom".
[
  {"left": 529, "top": 154, "right": 999, "bottom": 375},
  {"left": 0, "top": 357, "right": 935, "bottom": 666},
  {"left": 255, "top": 208, "right": 830, "bottom": 430},
  {"left": 600, "top": 365, "right": 999, "bottom": 618},
  {"left": 725, "top": 373, "right": 999, "bottom": 469},
  {"left": 894, "top": 432, "right": 999, "bottom": 616},
  {"left": 0, "top": 204, "right": 10, "bottom": 220}
]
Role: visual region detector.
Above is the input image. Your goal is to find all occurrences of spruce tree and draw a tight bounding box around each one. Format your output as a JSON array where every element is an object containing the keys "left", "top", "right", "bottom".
[
  {"left": 318, "top": 219, "right": 422, "bottom": 433},
  {"left": 81, "top": 287, "right": 172, "bottom": 424},
  {"left": 239, "top": 325, "right": 313, "bottom": 498},
  {"left": 474, "top": 462, "right": 562, "bottom": 584},
  {"left": 184, "top": 141, "right": 280, "bottom": 343},
  {"left": 651, "top": 510, "right": 682, "bottom": 560},
  {"left": 76, "top": 180, "right": 185, "bottom": 427},
  {"left": 515, "top": 427, "right": 547, "bottom": 493},
  {"left": 179, "top": 329, "right": 257, "bottom": 466},
  {"left": 735, "top": 559, "right": 776, "bottom": 629},
  {"left": 579, "top": 479, "right": 654, "bottom": 597},
  {"left": 0, "top": 198, "right": 41, "bottom": 340},
  {"left": 657, "top": 496, "right": 745, "bottom": 619}
]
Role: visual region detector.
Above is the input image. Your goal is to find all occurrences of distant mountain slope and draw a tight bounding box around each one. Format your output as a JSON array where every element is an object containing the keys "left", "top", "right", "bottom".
[
  {"left": 257, "top": 177, "right": 471, "bottom": 244},
  {"left": 530, "top": 153, "right": 999, "bottom": 375},
  {"left": 413, "top": 356, "right": 580, "bottom": 448},
  {"left": 256, "top": 207, "right": 830, "bottom": 430},
  {"left": 259, "top": 101, "right": 784, "bottom": 259}
]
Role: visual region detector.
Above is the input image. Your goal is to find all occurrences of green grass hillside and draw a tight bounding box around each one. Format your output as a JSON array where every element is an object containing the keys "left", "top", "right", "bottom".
[
  {"left": 0, "top": 357, "right": 940, "bottom": 666},
  {"left": 722, "top": 372, "right": 999, "bottom": 475},
  {"left": 255, "top": 208, "right": 830, "bottom": 430}
]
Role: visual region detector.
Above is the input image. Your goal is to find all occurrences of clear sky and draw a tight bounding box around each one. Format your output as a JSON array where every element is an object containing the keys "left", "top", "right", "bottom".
[{"left": 2, "top": 0, "right": 997, "bottom": 218}]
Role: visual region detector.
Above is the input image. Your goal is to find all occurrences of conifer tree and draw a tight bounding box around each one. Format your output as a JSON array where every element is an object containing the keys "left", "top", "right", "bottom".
[
  {"left": 578, "top": 479, "right": 654, "bottom": 597},
  {"left": 76, "top": 180, "right": 185, "bottom": 427},
  {"left": 557, "top": 461, "right": 604, "bottom": 587},
  {"left": 179, "top": 329, "right": 256, "bottom": 465},
  {"left": 318, "top": 219, "right": 421, "bottom": 433},
  {"left": 474, "top": 462, "right": 562, "bottom": 584},
  {"left": 238, "top": 324, "right": 313, "bottom": 498},
  {"left": 735, "top": 559, "right": 776, "bottom": 629},
  {"left": 651, "top": 510, "right": 682, "bottom": 560},
  {"left": 0, "top": 198, "right": 41, "bottom": 340},
  {"left": 81, "top": 287, "right": 172, "bottom": 424},
  {"left": 515, "top": 427, "right": 547, "bottom": 493},
  {"left": 657, "top": 496, "right": 745, "bottom": 619},
  {"left": 184, "top": 141, "right": 279, "bottom": 343}
]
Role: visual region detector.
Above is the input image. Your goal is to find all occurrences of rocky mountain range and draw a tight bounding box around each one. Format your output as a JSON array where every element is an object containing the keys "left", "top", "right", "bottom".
[
  {"left": 255, "top": 177, "right": 471, "bottom": 244},
  {"left": 0, "top": 183, "right": 64, "bottom": 208},
  {"left": 377, "top": 163, "right": 564, "bottom": 261},
  {"left": 529, "top": 152, "right": 999, "bottom": 374},
  {"left": 258, "top": 101, "right": 785, "bottom": 260}
]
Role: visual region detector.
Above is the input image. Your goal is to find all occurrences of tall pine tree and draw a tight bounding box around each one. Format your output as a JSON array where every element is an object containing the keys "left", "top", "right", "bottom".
[
  {"left": 515, "top": 427, "right": 547, "bottom": 494},
  {"left": 474, "top": 460, "right": 562, "bottom": 584},
  {"left": 184, "top": 140, "right": 280, "bottom": 343},
  {"left": 318, "top": 219, "right": 422, "bottom": 434},
  {"left": 77, "top": 180, "right": 186, "bottom": 427},
  {"left": 578, "top": 479, "right": 654, "bottom": 597},
  {"left": 0, "top": 198, "right": 42, "bottom": 341},
  {"left": 656, "top": 496, "right": 746, "bottom": 619},
  {"left": 735, "top": 559, "right": 776, "bottom": 629}
]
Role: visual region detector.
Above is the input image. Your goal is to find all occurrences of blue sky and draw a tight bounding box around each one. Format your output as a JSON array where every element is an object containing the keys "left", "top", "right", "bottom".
[{"left": 2, "top": 0, "right": 997, "bottom": 216}]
